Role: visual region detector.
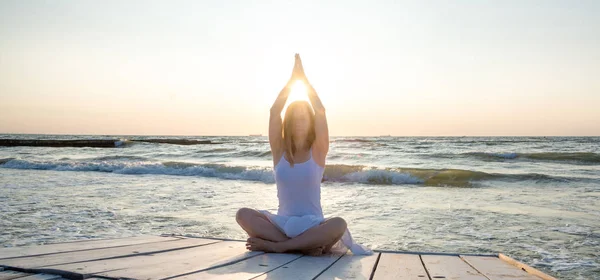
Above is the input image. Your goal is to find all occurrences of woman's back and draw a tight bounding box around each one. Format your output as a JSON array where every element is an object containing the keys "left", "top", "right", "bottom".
[
  {"left": 237, "top": 54, "right": 371, "bottom": 256},
  {"left": 274, "top": 148, "right": 325, "bottom": 217}
]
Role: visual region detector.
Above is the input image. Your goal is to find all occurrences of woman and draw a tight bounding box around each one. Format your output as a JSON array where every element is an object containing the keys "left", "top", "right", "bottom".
[{"left": 236, "top": 54, "right": 370, "bottom": 256}]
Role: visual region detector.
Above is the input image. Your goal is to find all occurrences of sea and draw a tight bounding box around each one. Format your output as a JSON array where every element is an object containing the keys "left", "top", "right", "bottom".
[{"left": 0, "top": 134, "right": 598, "bottom": 279}]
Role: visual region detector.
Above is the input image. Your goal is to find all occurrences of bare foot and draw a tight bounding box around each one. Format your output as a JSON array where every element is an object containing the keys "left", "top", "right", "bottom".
[
  {"left": 323, "top": 241, "right": 336, "bottom": 254},
  {"left": 246, "top": 237, "right": 284, "bottom": 253},
  {"left": 301, "top": 246, "right": 324, "bottom": 256}
]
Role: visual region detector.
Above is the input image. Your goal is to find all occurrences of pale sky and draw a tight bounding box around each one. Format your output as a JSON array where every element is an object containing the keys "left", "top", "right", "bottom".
[{"left": 1, "top": 0, "right": 598, "bottom": 136}]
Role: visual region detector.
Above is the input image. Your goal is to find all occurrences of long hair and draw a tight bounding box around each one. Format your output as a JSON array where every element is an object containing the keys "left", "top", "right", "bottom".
[{"left": 282, "top": 101, "right": 316, "bottom": 167}]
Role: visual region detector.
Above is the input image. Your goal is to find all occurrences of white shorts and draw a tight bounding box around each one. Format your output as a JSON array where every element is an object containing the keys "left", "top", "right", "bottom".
[{"left": 258, "top": 209, "right": 373, "bottom": 255}]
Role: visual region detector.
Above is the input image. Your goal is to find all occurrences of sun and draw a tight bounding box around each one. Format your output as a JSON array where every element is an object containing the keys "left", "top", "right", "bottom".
[
  {"left": 280, "top": 80, "right": 310, "bottom": 117},
  {"left": 287, "top": 80, "right": 310, "bottom": 103}
]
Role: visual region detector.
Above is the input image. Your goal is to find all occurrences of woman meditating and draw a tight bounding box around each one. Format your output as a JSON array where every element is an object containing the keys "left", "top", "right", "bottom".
[{"left": 236, "top": 54, "right": 371, "bottom": 256}]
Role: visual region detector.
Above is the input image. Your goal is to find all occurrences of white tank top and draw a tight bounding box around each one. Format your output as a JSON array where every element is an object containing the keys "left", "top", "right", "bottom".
[{"left": 274, "top": 148, "right": 325, "bottom": 218}]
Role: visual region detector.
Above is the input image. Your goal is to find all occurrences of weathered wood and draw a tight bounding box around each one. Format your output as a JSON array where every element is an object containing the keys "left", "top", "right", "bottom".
[
  {"left": 498, "top": 254, "right": 556, "bottom": 280},
  {"left": 0, "top": 235, "right": 558, "bottom": 280},
  {"left": 171, "top": 253, "right": 302, "bottom": 280},
  {"left": 0, "top": 270, "right": 31, "bottom": 280},
  {"left": 374, "top": 250, "right": 497, "bottom": 258},
  {"left": 314, "top": 254, "right": 379, "bottom": 280},
  {"left": 49, "top": 241, "right": 261, "bottom": 280},
  {"left": 100, "top": 241, "right": 261, "bottom": 279},
  {"left": 421, "top": 255, "right": 486, "bottom": 280},
  {"left": 461, "top": 256, "right": 541, "bottom": 280},
  {"left": 0, "top": 138, "right": 218, "bottom": 147},
  {"left": 11, "top": 274, "right": 63, "bottom": 280},
  {"left": 0, "top": 235, "right": 180, "bottom": 260},
  {"left": 1, "top": 238, "right": 218, "bottom": 268},
  {"left": 253, "top": 254, "right": 344, "bottom": 280},
  {"left": 0, "top": 139, "right": 119, "bottom": 148},
  {"left": 372, "top": 253, "right": 429, "bottom": 280}
]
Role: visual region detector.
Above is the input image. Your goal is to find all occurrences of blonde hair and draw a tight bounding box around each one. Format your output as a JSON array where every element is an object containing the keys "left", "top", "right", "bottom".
[{"left": 282, "top": 101, "right": 316, "bottom": 167}]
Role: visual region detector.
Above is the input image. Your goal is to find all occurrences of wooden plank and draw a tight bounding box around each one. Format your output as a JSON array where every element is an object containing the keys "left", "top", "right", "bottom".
[
  {"left": 372, "top": 253, "right": 429, "bottom": 280},
  {"left": 48, "top": 241, "right": 262, "bottom": 280},
  {"left": 1, "top": 238, "right": 219, "bottom": 268},
  {"left": 11, "top": 274, "right": 63, "bottom": 280},
  {"left": 421, "top": 255, "right": 486, "bottom": 280},
  {"left": 100, "top": 241, "right": 262, "bottom": 279},
  {"left": 253, "top": 253, "right": 344, "bottom": 280},
  {"left": 0, "top": 270, "right": 31, "bottom": 280},
  {"left": 498, "top": 254, "right": 556, "bottom": 280},
  {"left": 314, "top": 254, "right": 379, "bottom": 280},
  {"left": 32, "top": 234, "right": 177, "bottom": 245},
  {"left": 171, "top": 253, "right": 302, "bottom": 280},
  {"left": 461, "top": 256, "right": 541, "bottom": 280},
  {"left": 0, "top": 235, "right": 180, "bottom": 259},
  {"left": 374, "top": 250, "right": 497, "bottom": 258}
]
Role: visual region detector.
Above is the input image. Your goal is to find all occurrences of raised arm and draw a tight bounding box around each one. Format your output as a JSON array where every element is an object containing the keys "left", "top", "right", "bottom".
[
  {"left": 296, "top": 55, "right": 329, "bottom": 167},
  {"left": 269, "top": 83, "right": 291, "bottom": 165},
  {"left": 269, "top": 55, "right": 301, "bottom": 165},
  {"left": 307, "top": 84, "right": 329, "bottom": 167}
]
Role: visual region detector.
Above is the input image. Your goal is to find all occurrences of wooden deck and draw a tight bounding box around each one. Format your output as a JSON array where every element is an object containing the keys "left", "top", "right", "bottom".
[{"left": 0, "top": 235, "right": 556, "bottom": 280}]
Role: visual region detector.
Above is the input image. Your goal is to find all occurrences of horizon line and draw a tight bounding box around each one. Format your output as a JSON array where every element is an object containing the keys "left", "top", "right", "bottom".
[{"left": 1, "top": 132, "right": 599, "bottom": 138}]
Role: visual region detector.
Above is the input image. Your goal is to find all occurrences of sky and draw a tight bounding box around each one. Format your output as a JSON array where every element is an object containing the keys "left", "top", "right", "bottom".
[{"left": 1, "top": 0, "right": 599, "bottom": 136}]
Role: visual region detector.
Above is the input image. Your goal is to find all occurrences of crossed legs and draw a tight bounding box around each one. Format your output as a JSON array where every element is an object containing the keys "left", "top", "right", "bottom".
[{"left": 236, "top": 208, "right": 346, "bottom": 255}]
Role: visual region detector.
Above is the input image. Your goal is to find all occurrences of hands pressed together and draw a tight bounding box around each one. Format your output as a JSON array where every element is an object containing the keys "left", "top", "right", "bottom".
[{"left": 286, "top": 53, "right": 312, "bottom": 90}]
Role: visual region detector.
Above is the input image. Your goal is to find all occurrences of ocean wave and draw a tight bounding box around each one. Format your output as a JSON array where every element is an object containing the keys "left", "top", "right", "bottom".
[
  {"left": 462, "top": 152, "right": 600, "bottom": 164},
  {"left": 237, "top": 140, "right": 269, "bottom": 144},
  {"left": 130, "top": 139, "right": 216, "bottom": 145},
  {"left": 0, "top": 158, "right": 589, "bottom": 187},
  {"left": 465, "top": 152, "right": 519, "bottom": 159},
  {"left": 329, "top": 168, "right": 423, "bottom": 185},
  {"left": 193, "top": 148, "right": 237, "bottom": 154},
  {"left": 232, "top": 150, "right": 272, "bottom": 158},
  {"left": 332, "top": 139, "right": 375, "bottom": 143},
  {"left": 91, "top": 155, "right": 151, "bottom": 161},
  {"left": 0, "top": 159, "right": 276, "bottom": 183},
  {"left": 196, "top": 150, "right": 272, "bottom": 158},
  {"left": 0, "top": 157, "right": 15, "bottom": 164}
]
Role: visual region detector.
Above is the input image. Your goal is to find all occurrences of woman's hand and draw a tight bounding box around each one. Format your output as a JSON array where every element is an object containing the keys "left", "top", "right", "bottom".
[{"left": 289, "top": 53, "right": 309, "bottom": 85}]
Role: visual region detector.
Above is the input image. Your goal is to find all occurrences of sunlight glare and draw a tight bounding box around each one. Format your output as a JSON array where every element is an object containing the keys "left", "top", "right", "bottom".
[{"left": 288, "top": 80, "right": 309, "bottom": 103}]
